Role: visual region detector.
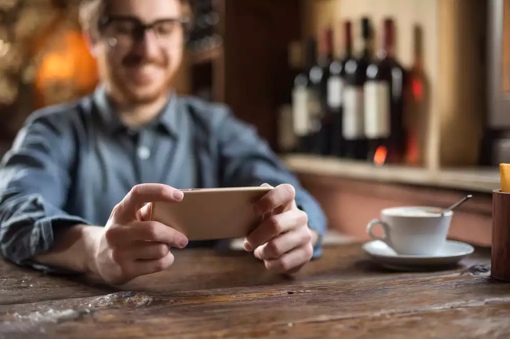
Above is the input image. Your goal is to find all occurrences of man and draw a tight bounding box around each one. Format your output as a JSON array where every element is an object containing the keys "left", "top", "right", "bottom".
[{"left": 0, "top": 0, "right": 326, "bottom": 285}]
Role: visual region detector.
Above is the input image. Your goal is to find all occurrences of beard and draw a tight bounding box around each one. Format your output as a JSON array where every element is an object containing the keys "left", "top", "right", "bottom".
[{"left": 103, "top": 52, "right": 175, "bottom": 105}]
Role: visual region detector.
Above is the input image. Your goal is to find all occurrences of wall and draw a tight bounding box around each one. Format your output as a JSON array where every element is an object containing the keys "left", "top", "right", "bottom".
[{"left": 298, "top": 173, "right": 492, "bottom": 247}]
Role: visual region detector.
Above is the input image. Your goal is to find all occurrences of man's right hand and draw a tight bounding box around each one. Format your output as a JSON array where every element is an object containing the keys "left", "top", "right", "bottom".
[{"left": 90, "top": 184, "right": 188, "bottom": 285}]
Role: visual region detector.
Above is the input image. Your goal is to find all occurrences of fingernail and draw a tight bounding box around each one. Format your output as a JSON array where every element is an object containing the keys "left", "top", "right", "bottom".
[
  {"left": 244, "top": 240, "right": 253, "bottom": 251},
  {"left": 178, "top": 238, "right": 188, "bottom": 248},
  {"left": 173, "top": 190, "right": 184, "bottom": 200}
]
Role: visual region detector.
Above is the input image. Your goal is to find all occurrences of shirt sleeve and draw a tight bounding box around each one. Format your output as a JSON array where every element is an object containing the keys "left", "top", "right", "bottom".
[
  {"left": 0, "top": 113, "right": 90, "bottom": 271},
  {"left": 215, "top": 108, "right": 327, "bottom": 258}
]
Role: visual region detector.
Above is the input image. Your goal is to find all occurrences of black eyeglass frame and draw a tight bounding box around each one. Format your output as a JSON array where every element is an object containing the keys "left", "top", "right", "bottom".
[{"left": 97, "top": 15, "right": 193, "bottom": 42}]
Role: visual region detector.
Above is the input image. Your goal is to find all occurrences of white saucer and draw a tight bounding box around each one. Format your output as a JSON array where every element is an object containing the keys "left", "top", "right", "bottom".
[{"left": 362, "top": 240, "right": 475, "bottom": 271}]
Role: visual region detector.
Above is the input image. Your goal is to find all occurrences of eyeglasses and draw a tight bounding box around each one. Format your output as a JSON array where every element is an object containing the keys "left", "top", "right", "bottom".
[{"left": 98, "top": 15, "right": 192, "bottom": 48}]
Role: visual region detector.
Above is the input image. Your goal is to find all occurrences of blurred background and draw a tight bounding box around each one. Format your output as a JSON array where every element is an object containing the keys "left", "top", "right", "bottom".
[{"left": 0, "top": 0, "right": 508, "bottom": 245}]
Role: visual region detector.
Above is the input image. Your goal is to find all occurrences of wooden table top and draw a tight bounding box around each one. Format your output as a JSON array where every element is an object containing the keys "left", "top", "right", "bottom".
[{"left": 0, "top": 243, "right": 509, "bottom": 338}]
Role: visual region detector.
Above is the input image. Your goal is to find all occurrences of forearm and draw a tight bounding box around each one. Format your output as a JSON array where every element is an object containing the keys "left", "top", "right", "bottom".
[{"left": 34, "top": 224, "right": 102, "bottom": 274}]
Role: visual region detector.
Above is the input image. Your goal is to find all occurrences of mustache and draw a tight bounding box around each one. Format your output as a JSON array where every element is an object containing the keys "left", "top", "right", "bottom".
[{"left": 122, "top": 53, "right": 166, "bottom": 67}]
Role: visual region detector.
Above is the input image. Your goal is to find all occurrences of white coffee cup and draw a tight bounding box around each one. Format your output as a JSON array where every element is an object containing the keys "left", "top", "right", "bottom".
[{"left": 366, "top": 206, "right": 453, "bottom": 255}]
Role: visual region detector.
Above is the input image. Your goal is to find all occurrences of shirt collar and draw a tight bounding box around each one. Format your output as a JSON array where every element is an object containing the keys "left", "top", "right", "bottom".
[{"left": 92, "top": 85, "right": 180, "bottom": 138}]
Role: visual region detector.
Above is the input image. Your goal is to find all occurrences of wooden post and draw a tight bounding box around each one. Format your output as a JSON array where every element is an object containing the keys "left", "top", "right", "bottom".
[{"left": 492, "top": 189, "right": 510, "bottom": 281}]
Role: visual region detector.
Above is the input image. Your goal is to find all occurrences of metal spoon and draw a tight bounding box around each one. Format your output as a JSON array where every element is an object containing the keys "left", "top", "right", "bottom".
[{"left": 435, "top": 194, "right": 473, "bottom": 216}]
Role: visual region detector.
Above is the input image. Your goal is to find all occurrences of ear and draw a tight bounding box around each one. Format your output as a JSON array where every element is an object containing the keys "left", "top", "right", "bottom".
[{"left": 82, "top": 30, "right": 99, "bottom": 56}]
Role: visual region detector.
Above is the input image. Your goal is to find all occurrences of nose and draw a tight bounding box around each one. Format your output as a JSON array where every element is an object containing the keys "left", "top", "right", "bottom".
[{"left": 133, "top": 29, "right": 161, "bottom": 57}]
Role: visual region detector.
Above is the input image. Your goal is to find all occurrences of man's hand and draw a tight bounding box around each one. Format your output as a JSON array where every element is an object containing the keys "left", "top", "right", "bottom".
[
  {"left": 244, "top": 184, "right": 315, "bottom": 274},
  {"left": 91, "top": 184, "right": 188, "bottom": 285}
]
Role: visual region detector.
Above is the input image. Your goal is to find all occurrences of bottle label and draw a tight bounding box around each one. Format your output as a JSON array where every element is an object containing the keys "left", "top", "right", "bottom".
[
  {"left": 292, "top": 86, "right": 310, "bottom": 136},
  {"left": 278, "top": 104, "right": 297, "bottom": 151},
  {"left": 364, "top": 81, "right": 390, "bottom": 138},
  {"left": 308, "top": 90, "right": 322, "bottom": 133},
  {"left": 342, "top": 85, "right": 364, "bottom": 139},
  {"left": 327, "top": 76, "right": 343, "bottom": 109}
]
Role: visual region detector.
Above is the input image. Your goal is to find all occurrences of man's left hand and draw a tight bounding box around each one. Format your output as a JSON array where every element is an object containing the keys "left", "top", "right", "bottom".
[{"left": 244, "top": 184, "right": 316, "bottom": 274}]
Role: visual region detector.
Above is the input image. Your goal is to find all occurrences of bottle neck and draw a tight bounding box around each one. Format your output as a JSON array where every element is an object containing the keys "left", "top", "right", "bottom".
[
  {"left": 412, "top": 25, "right": 424, "bottom": 68},
  {"left": 361, "top": 36, "right": 372, "bottom": 58},
  {"left": 360, "top": 18, "right": 372, "bottom": 58},
  {"left": 383, "top": 19, "right": 395, "bottom": 59},
  {"left": 305, "top": 38, "right": 317, "bottom": 69},
  {"left": 343, "top": 21, "right": 353, "bottom": 59},
  {"left": 318, "top": 28, "right": 333, "bottom": 64}
]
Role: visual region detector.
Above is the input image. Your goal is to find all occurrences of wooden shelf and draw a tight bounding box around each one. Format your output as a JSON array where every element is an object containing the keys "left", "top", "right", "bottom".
[
  {"left": 187, "top": 46, "right": 223, "bottom": 65},
  {"left": 301, "top": 0, "right": 487, "bottom": 169},
  {"left": 282, "top": 154, "right": 499, "bottom": 193}
]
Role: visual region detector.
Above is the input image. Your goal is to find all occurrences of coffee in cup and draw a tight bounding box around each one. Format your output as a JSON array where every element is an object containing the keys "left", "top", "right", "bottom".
[{"left": 366, "top": 206, "right": 453, "bottom": 255}]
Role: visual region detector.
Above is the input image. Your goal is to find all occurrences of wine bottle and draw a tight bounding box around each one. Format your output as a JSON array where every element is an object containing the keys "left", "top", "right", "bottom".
[
  {"left": 278, "top": 41, "right": 303, "bottom": 154},
  {"left": 342, "top": 17, "right": 371, "bottom": 160},
  {"left": 315, "top": 27, "right": 335, "bottom": 155},
  {"left": 364, "top": 18, "right": 406, "bottom": 165},
  {"left": 405, "top": 25, "right": 427, "bottom": 166},
  {"left": 292, "top": 37, "right": 321, "bottom": 153},
  {"left": 327, "top": 20, "right": 353, "bottom": 157}
]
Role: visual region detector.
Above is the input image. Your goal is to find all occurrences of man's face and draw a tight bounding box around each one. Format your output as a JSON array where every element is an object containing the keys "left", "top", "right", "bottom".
[{"left": 91, "top": 0, "right": 185, "bottom": 104}]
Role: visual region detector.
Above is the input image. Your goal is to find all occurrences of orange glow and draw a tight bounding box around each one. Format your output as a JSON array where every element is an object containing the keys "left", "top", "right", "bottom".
[
  {"left": 35, "top": 30, "right": 98, "bottom": 107},
  {"left": 38, "top": 52, "right": 75, "bottom": 80},
  {"left": 406, "top": 134, "right": 420, "bottom": 165},
  {"left": 373, "top": 146, "right": 388, "bottom": 166}
]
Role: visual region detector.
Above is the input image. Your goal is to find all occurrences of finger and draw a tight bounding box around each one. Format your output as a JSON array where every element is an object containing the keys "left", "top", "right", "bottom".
[
  {"left": 254, "top": 227, "right": 312, "bottom": 260},
  {"left": 127, "top": 251, "right": 175, "bottom": 278},
  {"left": 253, "top": 184, "right": 295, "bottom": 216},
  {"left": 106, "top": 221, "right": 188, "bottom": 248},
  {"left": 245, "top": 209, "right": 308, "bottom": 251},
  {"left": 138, "top": 203, "right": 153, "bottom": 222},
  {"left": 115, "top": 184, "right": 183, "bottom": 223},
  {"left": 130, "top": 241, "right": 170, "bottom": 260},
  {"left": 260, "top": 183, "right": 274, "bottom": 188},
  {"left": 264, "top": 243, "right": 313, "bottom": 274}
]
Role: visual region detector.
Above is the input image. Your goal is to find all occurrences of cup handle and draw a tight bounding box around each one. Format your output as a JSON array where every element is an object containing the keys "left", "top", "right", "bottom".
[{"left": 367, "top": 219, "right": 391, "bottom": 245}]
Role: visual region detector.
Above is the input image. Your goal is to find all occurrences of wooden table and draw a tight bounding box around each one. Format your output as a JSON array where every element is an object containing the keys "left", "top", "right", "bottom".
[{"left": 1, "top": 243, "right": 509, "bottom": 338}]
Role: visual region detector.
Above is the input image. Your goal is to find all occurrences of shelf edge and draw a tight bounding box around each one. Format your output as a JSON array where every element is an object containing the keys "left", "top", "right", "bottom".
[{"left": 282, "top": 154, "right": 499, "bottom": 194}]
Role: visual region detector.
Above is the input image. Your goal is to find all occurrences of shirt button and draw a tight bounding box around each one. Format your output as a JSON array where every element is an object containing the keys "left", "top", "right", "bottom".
[{"left": 137, "top": 146, "right": 151, "bottom": 160}]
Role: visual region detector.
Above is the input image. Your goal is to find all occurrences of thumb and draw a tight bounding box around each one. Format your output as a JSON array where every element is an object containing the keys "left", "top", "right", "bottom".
[{"left": 138, "top": 202, "right": 153, "bottom": 222}]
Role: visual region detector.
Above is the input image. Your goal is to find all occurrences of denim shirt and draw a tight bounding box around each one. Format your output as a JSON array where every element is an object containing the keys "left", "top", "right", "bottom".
[{"left": 0, "top": 87, "right": 327, "bottom": 272}]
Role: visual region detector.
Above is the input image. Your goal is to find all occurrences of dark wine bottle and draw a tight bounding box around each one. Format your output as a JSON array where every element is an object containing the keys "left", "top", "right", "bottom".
[
  {"left": 327, "top": 20, "right": 353, "bottom": 157},
  {"left": 315, "top": 27, "right": 335, "bottom": 155},
  {"left": 364, "top": 18, "right": 406, "bottom": 165},
  {"left": 342, "top": 17, "right": 371, "bottom": 160},
  {"left": 292, "top": 37, "right": 321, "bottom": 154}
]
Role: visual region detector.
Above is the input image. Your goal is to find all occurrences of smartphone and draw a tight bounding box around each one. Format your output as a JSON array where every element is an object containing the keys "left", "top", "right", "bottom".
[{"left": 150, "top": 186, "right": 273, "bottom": 241}]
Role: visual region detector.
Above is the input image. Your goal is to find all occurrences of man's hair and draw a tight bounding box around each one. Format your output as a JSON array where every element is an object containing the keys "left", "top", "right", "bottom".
[{"left": 78, "top": 0, "right": 193, "bottom": 34}]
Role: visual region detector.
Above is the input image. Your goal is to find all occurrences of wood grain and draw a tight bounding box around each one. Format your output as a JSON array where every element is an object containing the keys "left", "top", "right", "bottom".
[
  {"left": 491, "top": 190, "right": 510, "bottom": 281},
  {"left": 0, "top": 245, "right": 505, "bottom": 338},
  {"left": 0, "top": 261, "right": 115, "bottom": 306}
]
